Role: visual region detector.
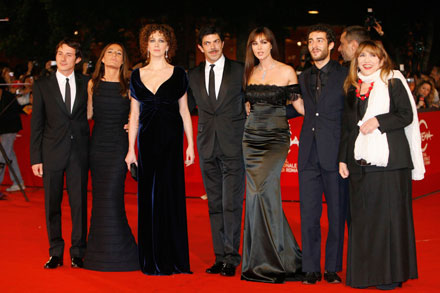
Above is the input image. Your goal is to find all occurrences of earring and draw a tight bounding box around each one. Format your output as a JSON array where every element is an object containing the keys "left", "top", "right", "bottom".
[
  {"left": 147, "top": 50, "right": 150, "bottom": 59},
  {"left": 165, "top": 50, "right": 168, "bottom": 59}
]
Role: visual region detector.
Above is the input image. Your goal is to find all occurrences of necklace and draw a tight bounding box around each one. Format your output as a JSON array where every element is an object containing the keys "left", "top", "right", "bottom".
[
  {"left": 356, "top": 79, "right": 374, "bottom": 101},
  {"left": 260, "top": 63, "right": 276, "bottom": 81}
]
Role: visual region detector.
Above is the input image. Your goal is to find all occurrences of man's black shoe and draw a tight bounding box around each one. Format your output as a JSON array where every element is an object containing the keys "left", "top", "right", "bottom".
[
  {"left": 220, "top": 263, "right": 236, "bottom": 277},
  {"left": 302, "top": 272, "right": 322, "bottom": 284},
  {"left": 324, "top": 271, "right": 342, "bottom": 283},
  {"left": 71, "top": 257, "right": 83, "bottom": 268},
  {"left": 44, "top": 256, "right": 63, "bottom": 269},
  {"left": 206, "top": 262, "right": 224, "bottom": 274}
]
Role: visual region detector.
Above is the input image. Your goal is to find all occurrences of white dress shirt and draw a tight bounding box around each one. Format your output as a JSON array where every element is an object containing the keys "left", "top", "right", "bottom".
[
  {"left": 56, "top": 70, "right": 76, "bottom": 112},
  {"left": 204, "top": 55, "right": 225, "bottom": 99}
]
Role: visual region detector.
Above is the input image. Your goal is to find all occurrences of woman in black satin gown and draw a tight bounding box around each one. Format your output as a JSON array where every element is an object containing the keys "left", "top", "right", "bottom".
[
  {"left": 125, "top": 24, "right": 195, "bottom": 275},
  {"left": 241, "top": 27, "right": 305, "bottom": 283},
  {"left": 83, "top": 43, "right": 139, "bottom": 271}
]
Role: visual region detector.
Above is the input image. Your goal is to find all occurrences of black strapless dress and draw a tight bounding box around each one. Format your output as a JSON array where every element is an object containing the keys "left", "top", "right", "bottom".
[
  {"left": 84, "top": 81, "right": 139, "bottom": 271},
  {"left": 241, "top": 84, "right": 302, "bottom": 283}
]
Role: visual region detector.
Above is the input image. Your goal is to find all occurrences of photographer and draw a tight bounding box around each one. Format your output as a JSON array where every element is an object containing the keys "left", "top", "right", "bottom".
[
  {"left": 364, "top": 9, "right": 396, "bottom": 63},
  {"left": 0, "top": 76, "right": 25, "bottom": 198}
]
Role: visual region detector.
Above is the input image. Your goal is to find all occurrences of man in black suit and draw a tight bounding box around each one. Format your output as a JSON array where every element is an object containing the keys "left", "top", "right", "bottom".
[
  {"left": 30, "top": 39, "right": 89, "bottom": 269},
  {"left": 187, "top": 25, "right": 245, "bottom": 277},
  {"left": 292, "top": 24, "right": 348, "bottom": 284}
]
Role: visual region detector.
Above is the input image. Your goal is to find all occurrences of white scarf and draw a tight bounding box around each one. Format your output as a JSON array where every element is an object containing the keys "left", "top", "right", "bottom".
[{"left": 354, "top": 69, "right": 425, "bottom": 180}]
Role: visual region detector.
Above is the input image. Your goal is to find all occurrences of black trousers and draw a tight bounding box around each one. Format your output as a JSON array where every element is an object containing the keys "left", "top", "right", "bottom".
[
  {"left": 299, "top": 139, "right": 347, "bottom": 272},
  {"left": 199, "top": 137, "right": 245, "bottom": 266},
  {"left": 43, "top": 146, "right": 88, "bottom": 258}
]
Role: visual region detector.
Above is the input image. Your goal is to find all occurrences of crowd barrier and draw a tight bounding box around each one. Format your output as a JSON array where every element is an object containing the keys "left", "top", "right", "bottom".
[{"left": 4, "top": 111, "right": 439, "bottom": 201}]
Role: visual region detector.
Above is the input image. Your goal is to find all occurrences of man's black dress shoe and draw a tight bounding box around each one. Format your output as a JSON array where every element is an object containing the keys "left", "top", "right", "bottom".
[
  {"left": 220, "top": 263, "right": 236, "bottom": 277},
  {"left": 324, "top": 271, "right": 342, "bottom": 283},
  {"left": 71, "top": 257, "right": 84, "bottom": 268},
  {"left": 44, "top": 256, "right": 63, "bottom": 269},
  {"left": 206, "top": 262, "right": 224, "bottom": 274},
  {"left": 302, "top": 272, "right": 322, "bottom": 284}
]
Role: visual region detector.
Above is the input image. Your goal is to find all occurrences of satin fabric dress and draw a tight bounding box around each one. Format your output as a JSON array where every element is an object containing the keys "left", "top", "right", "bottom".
[
  {"left": 241, "top": 84, "right": 302, "bottom": 283},
  {"left": 129, "top": 66, "right": 191, "bottom": 275},
  {"left": 84, "top": 81, "right": 139, "bottom": 271}
]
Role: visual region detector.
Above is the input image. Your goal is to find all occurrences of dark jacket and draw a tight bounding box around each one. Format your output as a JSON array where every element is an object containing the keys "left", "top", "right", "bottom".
[
  {"left": 187, "top": 58, "right": 246, "bottom": 159},
  {"left": 0, "top": 90, "right": 22, "bottom": 134},
  {"left": 30, "top": 72, "right": 89, "bottom": 171},
  {"left": 338, "top": 78, "right": 414, "bottom": 173},
  {"left": 298, "top": 60, "right": 348, "bottom": 171}
]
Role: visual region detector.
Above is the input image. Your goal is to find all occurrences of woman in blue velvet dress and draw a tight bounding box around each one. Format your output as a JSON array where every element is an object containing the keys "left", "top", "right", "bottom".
[{"left": 125, "top": 24, "right": 195, "bottom": 275}]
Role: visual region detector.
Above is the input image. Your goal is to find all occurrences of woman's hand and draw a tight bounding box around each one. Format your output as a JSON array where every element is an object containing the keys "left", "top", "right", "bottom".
[
  {"left": 125, "top": 150, "right": 137, "bottom": 170},
  {"left": 339, "top": 162, "right": 349, "bottom": 179},
  {"left": 359, "top": 117, "right": 379, "bottom": 134},
  {"left": 245, "top": 101, "right": 251, "bottom": 117},
  {"left": 185, "top": 145, "right": 195, "bottom": 167}
]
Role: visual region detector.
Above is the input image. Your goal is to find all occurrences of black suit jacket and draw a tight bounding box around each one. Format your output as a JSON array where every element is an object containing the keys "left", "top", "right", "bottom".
[
  {"left": 338, "top": 78, "right": 414, "bottom": 174},
  {"left": 30, "top": 72, "right": 89, "bottom": 171},
  {"left": 187, "top": 58, "right": 246, "bottom": 159},
  {"left": 298, "top": 60, "right": 348, "bottom": 171}
]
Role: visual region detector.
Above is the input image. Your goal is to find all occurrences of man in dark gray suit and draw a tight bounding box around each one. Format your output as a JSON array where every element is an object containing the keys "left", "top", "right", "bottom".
[
  {"left": 31, "top": 39, "right": 89, "bottom": 269},
  {"left": 187, "top": 25, "right": 245, "bottom": 277}
]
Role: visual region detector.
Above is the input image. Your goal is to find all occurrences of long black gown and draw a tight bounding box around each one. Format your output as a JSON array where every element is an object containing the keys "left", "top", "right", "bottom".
[
  {"left": 84, "top": 81, "right": 139, "bottom": 271},
  {"left": 129, "top": 66, "right": 191, "bottom": 275},
  {"left": 241, "top": 84, "right": 302, "bottom": 283},
  {"left": 344, "top": 86, "right": 418, "bottom": 288}
]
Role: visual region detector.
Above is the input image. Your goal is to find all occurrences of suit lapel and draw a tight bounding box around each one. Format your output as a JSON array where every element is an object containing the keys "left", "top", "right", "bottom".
[
  {"left": 71, "top": 73, "right": 83, "bottom": 115},
  {"left": 215, "top": 58, "right": 231, "bottom": 110},
  {"left": 49, "top": 73, "right": 69, "bottom": 116}
]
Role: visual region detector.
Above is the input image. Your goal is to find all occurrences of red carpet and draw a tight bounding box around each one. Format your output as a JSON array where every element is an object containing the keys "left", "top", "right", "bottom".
[{"left": 0, "top": 186, "right": 438, "bottom": 292}]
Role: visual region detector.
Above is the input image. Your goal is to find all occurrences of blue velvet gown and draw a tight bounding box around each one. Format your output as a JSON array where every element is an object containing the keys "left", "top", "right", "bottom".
[{"left": 129, "top": 66, "right": 191, "bottom": 275}]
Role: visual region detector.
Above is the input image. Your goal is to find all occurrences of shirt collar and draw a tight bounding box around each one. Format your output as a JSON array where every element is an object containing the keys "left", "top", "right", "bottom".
[
  {"left": 206, "top": 54, "right": 225, "bottom": 70},
  {"left": 312, "top": 60, "right": 333, "bottom": 75},
  {"left": 56, "top": 70, "right": 75, "bottom": 81}
]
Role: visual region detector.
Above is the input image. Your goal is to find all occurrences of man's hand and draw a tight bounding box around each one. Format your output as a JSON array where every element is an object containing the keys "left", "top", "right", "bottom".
[{"left": 32, "top": 163, "right": 43, "bottom": 177}]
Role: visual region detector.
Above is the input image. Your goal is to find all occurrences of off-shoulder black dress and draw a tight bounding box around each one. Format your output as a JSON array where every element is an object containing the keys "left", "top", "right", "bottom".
[{"left": 241, "top": 84, "right": 302, "bottom": 283}]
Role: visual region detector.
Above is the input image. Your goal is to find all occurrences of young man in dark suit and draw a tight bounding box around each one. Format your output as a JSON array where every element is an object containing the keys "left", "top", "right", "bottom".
[
  {"left": 30, "top": 39, "right": 89, "bottom": 269},
  {"left": 293, "top": 24, "right": 348, "bottom": 285},
  {"left": 187, "top": 25, "right": 246, "bottom": 277}
]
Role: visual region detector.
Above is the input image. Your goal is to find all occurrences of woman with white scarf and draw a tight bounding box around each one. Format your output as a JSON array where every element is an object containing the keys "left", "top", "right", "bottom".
[{"left": 338, "top": 40, "right": 424, "bottom": 290}]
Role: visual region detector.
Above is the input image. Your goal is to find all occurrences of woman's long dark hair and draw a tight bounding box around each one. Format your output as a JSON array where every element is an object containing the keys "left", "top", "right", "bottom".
[
  {"left": 91, "top": 42, "right": 130, "bottom": 97},
  {"left": 243, "top": 27, "right": 280, "bottom": 88}
]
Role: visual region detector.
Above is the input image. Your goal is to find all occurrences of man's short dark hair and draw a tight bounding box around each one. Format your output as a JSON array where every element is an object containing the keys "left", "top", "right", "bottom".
[
  {"left": 197, "top": 25, "right": 224, "bottom": 45},
  {"left": 343, "top": 25, "right": 371, "bottom": 44},
  {"left": 307, "top": 23, "right": 336, "bottom": 45},
  {"left": 55, "top": 39, "right": 82, "bottom": 59}
]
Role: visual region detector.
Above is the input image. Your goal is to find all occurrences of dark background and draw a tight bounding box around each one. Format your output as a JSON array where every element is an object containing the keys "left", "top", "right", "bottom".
[{"left": 0, "top": 0, "right": 437, "bottom": 75}]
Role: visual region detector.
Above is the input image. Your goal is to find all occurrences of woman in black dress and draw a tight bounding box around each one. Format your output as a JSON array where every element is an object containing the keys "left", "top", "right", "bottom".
[
  {"left": 83, "top": 43, "right": 139, "bottom": 271},
  {"left": 125, "top": 24, "right": 194, "bottom": 275},
  {"left": 240, "top": 27, "right": 304, "bottom": 283},
  {"left": 339, "top": 40, "right": 424, "bottom": 289}
]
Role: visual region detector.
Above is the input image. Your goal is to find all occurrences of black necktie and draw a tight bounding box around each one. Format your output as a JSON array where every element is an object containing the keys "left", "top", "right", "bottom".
[
  {"left": 65, "top": 78, "right": 71, "bottom": 114},
  {"left": 315, "top": 70, "right": 321, "bottom": 103},
  {"left": 209, "top": 64, "right": 216, "bottom": 100}
]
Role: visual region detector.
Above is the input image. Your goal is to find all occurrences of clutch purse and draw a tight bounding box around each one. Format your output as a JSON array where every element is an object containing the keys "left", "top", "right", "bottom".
[{"left": 130, "top": 163, "right": 138, "bottom": 181}]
